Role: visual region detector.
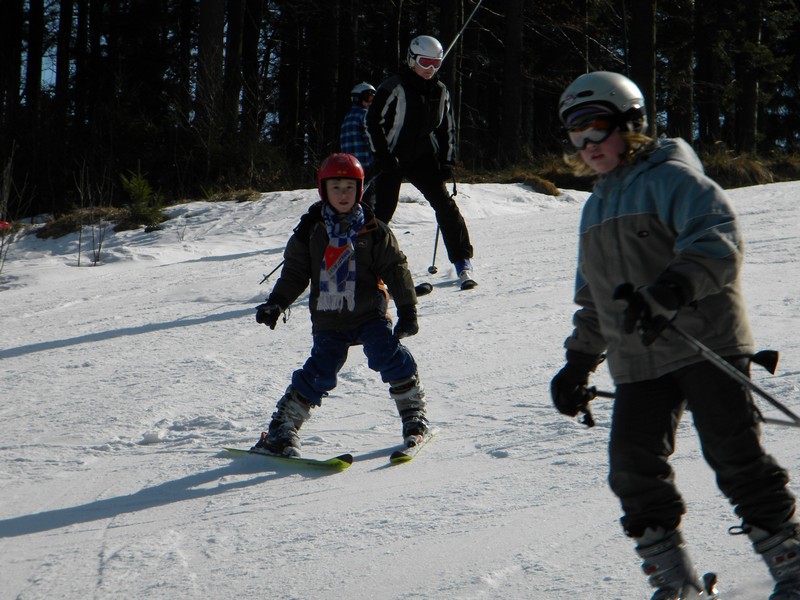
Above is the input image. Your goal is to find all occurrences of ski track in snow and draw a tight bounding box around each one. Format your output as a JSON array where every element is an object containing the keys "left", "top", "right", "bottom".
[{"left": 1, "top": 182, "right": 799, "bottom": 599}]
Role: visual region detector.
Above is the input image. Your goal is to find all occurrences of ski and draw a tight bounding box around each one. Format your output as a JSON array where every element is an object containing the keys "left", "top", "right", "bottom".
[
  {"left": 389, "top": 429, "right": 438, "bottom": 464},
  {"left": 415, "top": 282, "right": 433, "bottom": 296},
  {"left": 416, "top": 280, "right": 478, "bottom": 294},
  {"left": 224, "top": 447, "right": 353, "bottom": 470}
]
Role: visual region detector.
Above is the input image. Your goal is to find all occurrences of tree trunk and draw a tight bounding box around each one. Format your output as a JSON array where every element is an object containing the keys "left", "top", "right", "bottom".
[
  {"left": 307, "top": 1, "right": 340, "bottom": 162},
  {"left": 74, "top": 0, "right": 89, "bottom": 127},
  {"left": 54, "top": 0, "right": 75, "bottom": 154},
  {"left": 499, "top": 0, "right": 523, "bottom": 165},
  {"left": 0, "top": 0, "right": 24, "bottom": 139},
  {"left": 629, "top": 0, "right": 656, "bottom": 135},
  {"left": 735, "top": 0, "right": 761, "bottom": 153},
  {"left": 241, "top": 0, "right": 263, "bottom": 146},
  {"left": 694, "top": 0, "right": 723, "bottom": 145},
  {"left": 176, "top": 0, "right": 196, "bottom": 129},
  {"left": 223, "top": 0, "right": 245, "bottom": 137},
  {"left": 662, "top": 0, "right": 694, "bottom": 142},
  {"left": 337, "top": 0, "right": 356, "bottom": 133},
  {"left": 197, "top": 0, "right": 225, "bottom": 148},
  {"left": 277, "top": 0, "right": 302, "bottom": 163}
]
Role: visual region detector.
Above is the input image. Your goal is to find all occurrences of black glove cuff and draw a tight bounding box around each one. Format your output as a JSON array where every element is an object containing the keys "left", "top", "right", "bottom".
[
  {"left": 397, "top": 304, "right": 417, "bottom": 320},
  {"left": 654, "top": 272, "right": 691, "bottom": 307},
  {"left": 266, "top": 293, "right": 289, "bottom": 311},
  {"left": 565, "top": 350, "right": 604, "bottom": 373}
]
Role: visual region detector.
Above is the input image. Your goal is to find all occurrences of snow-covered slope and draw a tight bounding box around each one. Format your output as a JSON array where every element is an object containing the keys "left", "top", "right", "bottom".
[{"left": 1, "top": 181, "right": 799, "bottom": 599}]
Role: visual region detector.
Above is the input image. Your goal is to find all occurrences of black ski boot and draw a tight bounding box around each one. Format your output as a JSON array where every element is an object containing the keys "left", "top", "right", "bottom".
[
  {"left": 635, "top": 528, "right": 718, "bottom": 599},
  {"left": 253, "top": 386, "right": 313, "bottom": 457},
  {"left": 748, "top": 523, "right": 800, "bottom": 599},
  {"left": 390, "top": 373, "right": 428, "bottom": 447}
]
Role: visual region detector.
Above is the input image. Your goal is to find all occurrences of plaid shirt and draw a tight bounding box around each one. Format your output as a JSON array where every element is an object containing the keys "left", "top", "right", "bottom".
[{"left": 339, "top": 105, "right": 374, "bottom": 168}]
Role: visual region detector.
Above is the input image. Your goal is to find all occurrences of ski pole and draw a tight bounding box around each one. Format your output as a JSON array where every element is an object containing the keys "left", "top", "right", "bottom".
[
  {"left": 442, "top": 0, "right": 484, "bottom": 60},
  {"left": 578, "top": 387, "right": 615, "bottom": 428},
  {"left": 666, "top": 323, "right": 800, "bottom": 428},
  {"left": 587, "top": 386, "right": 615, "bottom": 399},
  {"left": 591, "top": 329, "right": 800, "bottom": 428},
  {"left": 363, "top": 174, "right": 379, "bottom": 196},
  {"left": 579, "top": 405, "right": 595, "bottom": 428},
  {"left": 427, "top": 178, "right": 457, "bottom": 274},
  {"left": 428, "top": 226, "right": 441, "bottom": 274},
  {"left": 260, "top": 260, "right": 284, "bottom": 284},
  {"left": 613, "top": 282, "right": 800, "bottom": 428}
]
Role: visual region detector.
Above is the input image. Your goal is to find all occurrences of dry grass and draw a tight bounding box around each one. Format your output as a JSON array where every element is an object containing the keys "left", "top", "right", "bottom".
[{"left": 25, "top": 152, "right": 800, "bottom": 239}]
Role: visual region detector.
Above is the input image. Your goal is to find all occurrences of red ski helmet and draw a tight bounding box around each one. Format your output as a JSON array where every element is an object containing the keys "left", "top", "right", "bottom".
[{"left": 317, "top": 153, "right": 365, "bottom": 204}]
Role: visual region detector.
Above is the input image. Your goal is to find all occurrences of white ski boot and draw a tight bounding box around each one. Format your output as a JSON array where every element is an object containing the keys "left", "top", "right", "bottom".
[
  {"left": 636, "top": 528, "right": 718, "bottom": 599},
  {"left": 749, "top": 523, "right": 800, "bottom": 599},
  {"left": 455, "top": 259, "right": 477, "bottom": 290},
  {"left": 390, "top": 373, "right": 428, "bottom": 447},
  {"left": 253, "top": 386, "right": 313, "bottom": 457}
]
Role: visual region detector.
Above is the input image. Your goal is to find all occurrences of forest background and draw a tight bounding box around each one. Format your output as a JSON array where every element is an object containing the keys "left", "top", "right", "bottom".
[{"left": 2, "top": 0, "right": 800, "bottom": 224}]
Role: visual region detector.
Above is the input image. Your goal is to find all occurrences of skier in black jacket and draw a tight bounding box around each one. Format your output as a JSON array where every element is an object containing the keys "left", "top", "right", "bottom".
[{"left": 366, "top": 35, "right": 476, "bottom": 290}]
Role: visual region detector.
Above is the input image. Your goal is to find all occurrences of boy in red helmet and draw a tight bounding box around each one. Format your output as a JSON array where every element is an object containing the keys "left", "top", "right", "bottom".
[{"left": 253, "top": 153, "right": 427, "bottom": 457}]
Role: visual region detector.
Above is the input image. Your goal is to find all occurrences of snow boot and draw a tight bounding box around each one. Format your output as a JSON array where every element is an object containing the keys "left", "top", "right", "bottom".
[
  {"left": 635, "top": 528, "right": 713, "bottom": 599},
  {"left": 455, "top": 259, "right": 477, "bottom": 290},
  {"left": 390, "top": 373, "right": 428, "bottom": 447},
  {"left": 748, "top": 523, "right": 800, "bottom": 599},
  {"left": 253, "top": 386, "right": 313, "bottom": 457}
]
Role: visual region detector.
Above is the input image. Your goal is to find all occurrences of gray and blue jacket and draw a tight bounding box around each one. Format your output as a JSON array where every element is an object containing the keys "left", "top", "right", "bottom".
[{"left": 564, "top": 137, "right": 755, "bottom": 383}]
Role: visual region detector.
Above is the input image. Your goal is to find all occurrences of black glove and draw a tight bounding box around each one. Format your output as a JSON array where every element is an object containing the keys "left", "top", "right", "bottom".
[
  {"left": 614, "top": 281, "right": 685, "bottom": 346},
  {"left": 375, "top": 152, "right": 399, "bottom": 174},
  {"left": 550, "top": 350, "right": 604, "bottom": 417},
  {"left": 394, "top": 305, "right": 419, "bottom": 339},
  {"left": 255, "top": 302, "right": 282, "bottom": 330},
  {"left": 439, "top": 163, "right": 455, "bottom": 181}
]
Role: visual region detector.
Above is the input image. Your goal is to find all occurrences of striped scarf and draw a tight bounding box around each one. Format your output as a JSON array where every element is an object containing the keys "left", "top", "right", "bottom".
[{"left": 317, "top": 202, "right": 365, "bottom": 312}]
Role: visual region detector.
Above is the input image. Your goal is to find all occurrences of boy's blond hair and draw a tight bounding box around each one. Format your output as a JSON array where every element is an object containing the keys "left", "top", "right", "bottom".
[{"left": 564, "top": 131, "right": 657, "bottom": 177}]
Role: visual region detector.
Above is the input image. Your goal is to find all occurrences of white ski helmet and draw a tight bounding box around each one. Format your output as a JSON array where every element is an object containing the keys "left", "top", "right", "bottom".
[
  {"left": 558, "top": 71, "right": 647, "bottom": 134},
  {"left": 350, "top": 82, "right": 376, "bottom": 104},
  {"left": 407, "top": 35, "right": 444, "bottom": 70}
]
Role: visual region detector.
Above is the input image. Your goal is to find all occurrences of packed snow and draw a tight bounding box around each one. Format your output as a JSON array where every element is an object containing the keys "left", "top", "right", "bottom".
[{"left": 1, "top": 180, "right": 799, "bottom": 599}]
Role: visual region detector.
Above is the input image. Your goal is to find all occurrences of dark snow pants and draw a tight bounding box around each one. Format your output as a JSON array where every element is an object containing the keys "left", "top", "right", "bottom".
[
  {"left": 373, "top": 158, "right": 473, "bottom": 265},
  {"left": 609, "top": 356, "right": 796, "bottom": 538},
  {"left": 291, "top": 317, "right": 417, "bottom": 406}
]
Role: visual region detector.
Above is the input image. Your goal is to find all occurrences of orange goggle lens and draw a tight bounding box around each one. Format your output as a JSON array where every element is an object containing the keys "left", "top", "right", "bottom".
[
  {"left": 416, "top": 56, "right": 442, "bottom": 69},
  {"left": 566, "top": 119, "right": 616, "bottom": 149}
]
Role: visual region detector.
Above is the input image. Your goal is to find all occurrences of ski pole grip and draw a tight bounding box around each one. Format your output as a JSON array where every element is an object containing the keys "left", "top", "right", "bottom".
[{"left": 580, "top": 407, "right": 595, "bottom": 428}]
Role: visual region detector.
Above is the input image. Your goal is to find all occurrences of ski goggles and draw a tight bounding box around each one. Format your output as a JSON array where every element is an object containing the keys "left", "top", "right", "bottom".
[
  {"left": 565, "top": 118, "right": 617, "bottom": 150},
  {"left": 414, "top": 55, "right": 443, "bottom": 70}
]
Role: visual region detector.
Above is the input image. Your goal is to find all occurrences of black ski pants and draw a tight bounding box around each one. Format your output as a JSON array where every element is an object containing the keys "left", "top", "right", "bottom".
[
  {"left": 373, "top": 158, "right": 473, "bottom": 265},
  {"left": 609, "top": 356, "right": 795, "bottom": 538}
]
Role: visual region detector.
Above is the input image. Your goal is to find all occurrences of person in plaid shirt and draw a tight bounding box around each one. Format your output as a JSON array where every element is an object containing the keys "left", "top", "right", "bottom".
[{"left": 340, "top": 82, "right": 376, "bottom": 208}]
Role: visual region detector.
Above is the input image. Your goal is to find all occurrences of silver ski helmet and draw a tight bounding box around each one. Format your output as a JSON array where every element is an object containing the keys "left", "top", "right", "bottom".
[
  {"left": 558, "top": 71, "right": 647, "bottom": 134},
  {"left": 350, "top": 82, "right": 376, "bottom": 104},
  {"left": 407, "top": 35, "right": 444, "bottom": 71}
]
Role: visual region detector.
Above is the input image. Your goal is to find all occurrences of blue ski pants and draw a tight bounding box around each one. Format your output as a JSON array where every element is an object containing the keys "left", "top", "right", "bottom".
[{"left": 291, "top": 317, "right": 417, "bottom": 405}]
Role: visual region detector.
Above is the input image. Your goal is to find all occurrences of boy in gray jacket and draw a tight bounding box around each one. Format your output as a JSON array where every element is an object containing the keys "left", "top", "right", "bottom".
[{"left": 551, "top": 71, "right": 799, "bottom": 600}]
